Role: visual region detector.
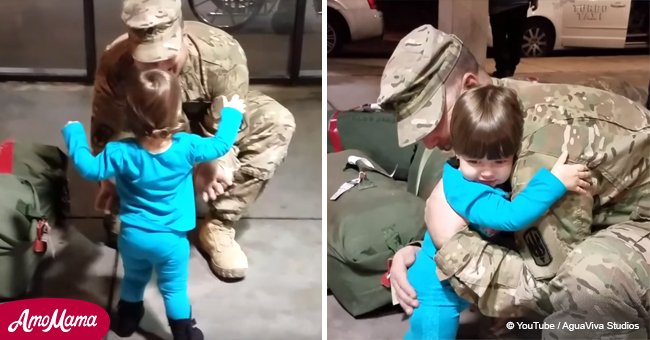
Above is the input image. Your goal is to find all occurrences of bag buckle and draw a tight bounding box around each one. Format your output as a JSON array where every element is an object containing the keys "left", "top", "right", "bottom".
[
  {"left": 33, "top": 219, "right": 50, "bottom": 254},
  {"left": 380, "top": 258, "right": 393, "bottom": 288}
]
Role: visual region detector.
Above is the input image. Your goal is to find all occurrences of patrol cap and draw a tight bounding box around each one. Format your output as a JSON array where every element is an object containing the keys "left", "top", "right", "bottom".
[
  {"left": 121, "top": 0, "right": 183, "bottom": 63},
  {"left": 377, "top": 25, "right": 463, "bottom": 147}
]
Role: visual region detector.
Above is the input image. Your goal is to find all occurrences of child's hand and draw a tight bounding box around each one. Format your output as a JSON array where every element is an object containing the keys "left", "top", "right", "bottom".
[
  {"left": 551, "top": 151, "right": 592, "bottom": 194},
  {"left": 222, "top": 94, "right": 246, "bottom": 113},
  {"left": 477, "top": 226, "right": 498, "bottom": 238}
]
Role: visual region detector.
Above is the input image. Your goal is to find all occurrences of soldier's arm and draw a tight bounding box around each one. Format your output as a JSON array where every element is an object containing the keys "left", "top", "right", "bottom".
[
  {"left": 90, "top": 52, "right": 128, "bottom": 155},
  {"left": 205, "top": 35, "right": 250, "bottom": 120},
  {"left": 199, "top": 41, "right": 250, "bottom": 172},
  {"left": 433, "top": 148, "right": 594, "bottom": 318}
]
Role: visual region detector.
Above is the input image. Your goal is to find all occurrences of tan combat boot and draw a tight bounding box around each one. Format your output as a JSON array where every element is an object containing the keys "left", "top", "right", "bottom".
[{"left": 198, "top": 220, "right": 248, "bottom": 279}]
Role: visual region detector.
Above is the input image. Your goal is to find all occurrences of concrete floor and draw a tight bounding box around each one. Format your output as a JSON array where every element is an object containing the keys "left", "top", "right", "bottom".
[
  {"left": 0, "top": 83, "right": 322, "bottom": 339},
  {"left": 327, "top": 53, "right": 649, "bottom": 339}
]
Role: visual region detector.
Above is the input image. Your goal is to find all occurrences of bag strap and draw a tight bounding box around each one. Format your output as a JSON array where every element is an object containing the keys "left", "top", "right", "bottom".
[
  {"left": 15, "top": 178, "right": 43, "bottom": 220},
  {"left": 414, "top": 148, "right": 434, "bottom": 196},
  {"left": 383, "top": 226, "right": 402, "bottom": 253},
  {"left": 328, "top": 110, "right": 344, "bottom": 152},
  {"left": 14, "top": 176, "right": 50, "bottom": 254},
  {"left": 0, "top": 140, "right": 14, "bottom": 173}
]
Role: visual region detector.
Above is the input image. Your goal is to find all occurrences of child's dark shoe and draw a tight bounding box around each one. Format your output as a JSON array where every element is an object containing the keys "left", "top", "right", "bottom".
[
  {"left": 113, "top": 300, "right": 144, "bottom": 337},
  {"left": 169, "top": 318, "right": 204, "bottom": 340}
]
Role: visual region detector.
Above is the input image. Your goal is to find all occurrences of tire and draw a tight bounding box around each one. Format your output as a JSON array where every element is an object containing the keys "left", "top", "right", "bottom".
[
  {"left": 327, "top": 10, "right": 349, "bottom": 56},
  {"left": 188, "top": 0, "right": 264, "bottom": 32},
  {"left": 521, "top": 18, "right": 555, "bottom": 57}
]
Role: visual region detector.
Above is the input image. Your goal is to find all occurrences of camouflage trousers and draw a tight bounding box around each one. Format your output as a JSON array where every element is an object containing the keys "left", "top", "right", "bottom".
[
  {"left": 544, "top": 221, "right": 650, "bottom": 339},
  {"left": 197, "top": 90, "right": 295, "bottom": 229}
]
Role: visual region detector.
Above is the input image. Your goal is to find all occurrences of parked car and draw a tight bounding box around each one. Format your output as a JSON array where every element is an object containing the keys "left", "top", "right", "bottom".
[
  {"left": 327, "top": 0, "right": 384, "bottom": 56},
  {"left": 489, "top": 0, "right": 649, "bottom": 56}
]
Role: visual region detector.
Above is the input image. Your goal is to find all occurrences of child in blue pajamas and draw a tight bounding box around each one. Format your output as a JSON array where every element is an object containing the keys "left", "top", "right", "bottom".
[
  {"left": 62, "top": 69, "right": 244, "bottom": 340},
  {"left": 404, "top": 85, "right": 592, "bottom": 340}
]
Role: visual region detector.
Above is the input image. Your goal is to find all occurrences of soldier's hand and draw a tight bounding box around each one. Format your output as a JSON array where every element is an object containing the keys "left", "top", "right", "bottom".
[
  {"left": 95, "top": 180, "right": 118, "bottom": 214},
  {"left": 222, "top": 94, "right": 246, "bottom": 113},
  {"left": 194, "top": 161, "right": 234, "bottom": 202},
  {"left": 551, "top": 151, "right": 592, "bottom": 194},
  {"left": 490, "top": 317, "right": 514, "bottom": 337},
  {"left": 389, "top": 245, "right": 420, "bottom": 315}
]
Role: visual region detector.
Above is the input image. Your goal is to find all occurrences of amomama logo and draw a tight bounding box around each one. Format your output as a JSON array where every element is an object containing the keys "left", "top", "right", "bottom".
[{"left": 0, "top": 298, "right": 110, "bottom": 339}]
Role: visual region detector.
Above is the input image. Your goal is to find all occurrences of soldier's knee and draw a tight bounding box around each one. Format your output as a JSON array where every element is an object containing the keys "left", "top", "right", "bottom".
[
  {"left": 259, "top": 100, "right": 295, "bottom": 136},
  {"left": 549, "top": 237, "right": 645, "bottom": 323},
  {"left": 274, "top": 105, "right": 296, "bottom": 137},
  {"left": 248, "top": 101, "right": 295, "bottom": 160}
]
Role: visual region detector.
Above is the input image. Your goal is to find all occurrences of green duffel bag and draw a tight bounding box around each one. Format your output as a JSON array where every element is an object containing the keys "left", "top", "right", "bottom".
[
  {"left": 327, "top": 149, "right": 426, "bottom": 316},
  {"left": 0, "top": 140, "right": 68, "bottom": 300},
  {"left": 326, "top": 108, "right": 418, "bottom": 181}
]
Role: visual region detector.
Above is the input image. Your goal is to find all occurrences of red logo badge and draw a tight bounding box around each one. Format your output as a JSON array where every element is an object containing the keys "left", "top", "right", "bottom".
[{"left": 0, "top": 298, "right": 110, "bottom": 339}]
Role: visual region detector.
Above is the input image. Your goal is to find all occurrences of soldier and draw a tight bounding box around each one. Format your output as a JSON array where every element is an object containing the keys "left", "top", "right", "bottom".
[
  {"left": 92, "top": 0, "right": 295, "bottom": 280},
  {"left": 383, "top": 25, "right": 650, "bottom": 339},
  {"left": 489, "top": 0, "right": 537, "bottom": 78}
]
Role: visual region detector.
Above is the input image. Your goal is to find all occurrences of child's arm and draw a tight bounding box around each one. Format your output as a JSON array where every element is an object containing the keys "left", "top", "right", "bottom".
[
  {"left": 61, "top": 121, "right": 121, "bottom": 181},
  {"left": 443, "top": 163, "right": 566, "bottom": 232},
  {"left": 190, "top": 96, "right": 244, "bottom": 163}
]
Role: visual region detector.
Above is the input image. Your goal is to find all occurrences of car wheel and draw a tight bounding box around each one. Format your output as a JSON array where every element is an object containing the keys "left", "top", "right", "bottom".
[
  {"left": 521, "top": 18, "right": 555, "bottom": 57},
  {"left": 327, "top": 11, "right": 348, "bottom": 56}
]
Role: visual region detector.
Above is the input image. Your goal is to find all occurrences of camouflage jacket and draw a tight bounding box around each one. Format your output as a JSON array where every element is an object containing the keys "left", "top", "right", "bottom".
[
  {"left": 432, "top": 78, "right": 650, "bottom": 316},
  {"left": 91, "top": 21, "right": 248, "bottom": 157},
  {"left": 495, "top": 77, "right": 650, "bottom": 280}
]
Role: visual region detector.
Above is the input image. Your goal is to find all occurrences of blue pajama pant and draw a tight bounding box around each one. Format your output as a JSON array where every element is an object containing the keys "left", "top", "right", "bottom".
[
  {"left": 404, "top": 231, "right": 470, "bottom": 340},
  {"left": 118, "top": 224, "right": 191, "bottom": 320}
]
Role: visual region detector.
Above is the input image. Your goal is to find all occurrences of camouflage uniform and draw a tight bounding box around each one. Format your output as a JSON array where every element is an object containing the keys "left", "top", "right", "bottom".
[
  {"left": 380, "top": 25, "right": 650, "bottom": 339},
  {"left": 92, "top": 0, "right": 295, "bottom": 278}
]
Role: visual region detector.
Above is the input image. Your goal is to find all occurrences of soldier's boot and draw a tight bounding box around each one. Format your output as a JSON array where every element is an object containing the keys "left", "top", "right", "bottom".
[
  {"left": 168, "top": 318, "right": 204, "bottom": 340},
  {"left": 113, "top": 300, "right": 144, "bottom": 337},
  {"left": 198, "top": 220, "right": 248, "bottom": 279}
]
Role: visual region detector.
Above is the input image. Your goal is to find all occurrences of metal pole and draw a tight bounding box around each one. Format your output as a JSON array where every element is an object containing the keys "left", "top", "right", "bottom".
[
  {"left": 83, "top": 0, "right": 97, "bottom": 84},
  {"left": 287, "top": 0, "right": 308, "bottom": 82}
]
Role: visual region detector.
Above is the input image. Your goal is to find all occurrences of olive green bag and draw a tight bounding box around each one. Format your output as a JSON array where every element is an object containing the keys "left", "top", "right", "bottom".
[
  {"left": 0, "top": 141, "right": 68, "bottom": 300},
  {"left": 327, "top": 149, "right": 426, "bottom": 316},
  {"left": 326, "top": 109, "right": 417, "bottom": 181}
]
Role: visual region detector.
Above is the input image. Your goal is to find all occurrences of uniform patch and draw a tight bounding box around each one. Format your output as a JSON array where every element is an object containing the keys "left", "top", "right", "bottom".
[{"left": 524, "top": 228, "right": 553, "bottom": 266}]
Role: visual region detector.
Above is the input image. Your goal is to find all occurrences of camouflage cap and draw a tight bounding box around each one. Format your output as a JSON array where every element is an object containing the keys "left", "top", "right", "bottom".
[
  {"left": 377, "top": 25, "right": 463, "bottom": 147},
  {"left": 121, "top": 0, "right": 183, "bottom": 63}
]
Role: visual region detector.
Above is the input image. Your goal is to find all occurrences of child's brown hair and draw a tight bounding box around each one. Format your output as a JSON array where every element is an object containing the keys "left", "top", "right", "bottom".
[
  {"left": 450, "top": 84, "right": 523, "bottom": 160},
  {"left": 125, "top": 69, "right": 184, "bottom": 139}
]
